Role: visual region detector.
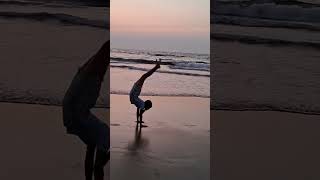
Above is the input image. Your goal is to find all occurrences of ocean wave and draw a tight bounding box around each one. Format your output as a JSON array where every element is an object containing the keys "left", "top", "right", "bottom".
[
  {"left": 110, "top": 64, "right": 210, "bottom": 77},
  {"left": 0, "top": 0, "right": 43, "bottom": 6},
  {"left": 213, "top": 3, "right": 320, "bottom": 24},
  {"left": 211, "top": 32, "right": 320, "bottom": 48},
  {"left": 0, "top": 11, "right": 108, "bottom": 29},
  {"left": 211, "top": 103, "right": 320, "bottom": 115},
  {"left": 0, "top": 88, "right": 207, "bottom": 108},
  {"left": 0, "top": 88, "right": 110, "bottom": 108},
  {"left": 169, "top": 62, "right": 210, "bottom": 72},
  {"left": 53, "top": 0, "right": 109, "bottom": 7},
  {"left": 111, "top": 49, "right": 210, "bottom": 63},
  {"left": 111, "top": 57, "right": 210, "bottom": 73},
  {"left": 215, "top": 0, "right": 320, "bottom": 8},
  {"left": 213, "top": 15, "right": 320, "bottom": 31},
  {"left": 0, "top": 0, "right": 109, "bottom": 7},
  {"left": 111, "top": 57, "right": 209, "bottom": 66},
  {"left": 110, "top": 90, "right": 209, "bottom": 98},
  {"left": 58, "top": 0, "right": 109, "bottom": 7},
  {"left": 111, "top": 57, "right": 174, "bottom": 65}
]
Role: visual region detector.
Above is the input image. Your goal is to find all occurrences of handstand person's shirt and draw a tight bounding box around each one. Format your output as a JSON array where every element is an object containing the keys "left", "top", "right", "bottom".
[{"left": 129, "top": 82, "right": 145, "bottom": 109}]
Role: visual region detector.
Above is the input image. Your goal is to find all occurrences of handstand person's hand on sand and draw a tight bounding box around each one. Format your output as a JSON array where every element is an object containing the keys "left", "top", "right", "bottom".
[{"left": 129, "top": 59, "right": 161, "bottom": 126}]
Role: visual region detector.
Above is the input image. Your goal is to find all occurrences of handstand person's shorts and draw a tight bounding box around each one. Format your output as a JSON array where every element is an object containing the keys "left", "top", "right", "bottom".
[{"left": 129, "top": 82, "right": 145, "bottom": 109}]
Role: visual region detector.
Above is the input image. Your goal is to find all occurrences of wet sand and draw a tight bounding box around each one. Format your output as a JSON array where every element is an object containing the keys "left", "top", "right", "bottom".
[
  {"left": 3, "top": 98, "right": 319, "bottom": 179},
  {"left": 0, "top": 18, "right": 109, "bottom": 106},
  {"left": 213, "top": 110, "right": 320, "bottom": 180},
  {"left": 110, "top": 95, "right": 210, "bottom": 180},
  {"left": 0, "top": 95, "right": 210, "bottom": 180},
  {"left": 0, "top": 102, "right": 109, "bottom": 180}
]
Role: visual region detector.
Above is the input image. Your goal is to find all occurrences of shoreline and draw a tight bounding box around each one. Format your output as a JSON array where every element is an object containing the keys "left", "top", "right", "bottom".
[
  {"left": 0, "top": 95, "right": 209, "bottom": 108},
  {"left": 212, "top": 108, "right": 320, "bottom": 116},
  {"left": 2, "top": 100, "right": 320, "bottom": 116}
]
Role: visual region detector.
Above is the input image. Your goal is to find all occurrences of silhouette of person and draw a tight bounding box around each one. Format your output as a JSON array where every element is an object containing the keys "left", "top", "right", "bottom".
[
  {"left": 129, "top": 60, "right": 161, "bottom": 125},
  {"left": 62, "top": 41, "right": 110, "bottom": 180}
]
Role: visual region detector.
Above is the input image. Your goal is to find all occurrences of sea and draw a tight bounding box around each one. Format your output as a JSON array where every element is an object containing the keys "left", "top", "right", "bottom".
[
  {"left": 212, "top": 0, "right": 320, "bottom": 114},
  {"left": 110, "top": 49, "right": 210, "bottom": 98}
]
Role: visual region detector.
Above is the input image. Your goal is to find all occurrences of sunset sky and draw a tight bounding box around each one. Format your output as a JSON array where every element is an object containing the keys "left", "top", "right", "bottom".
[{"left": 111, "top": 0, "right": 210, "bottom": 54}]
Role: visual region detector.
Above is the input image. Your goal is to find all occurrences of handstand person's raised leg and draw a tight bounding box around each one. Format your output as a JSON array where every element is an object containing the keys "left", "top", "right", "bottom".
[{"left": 135, "top": 59, "right": 161, "bottom": 87}]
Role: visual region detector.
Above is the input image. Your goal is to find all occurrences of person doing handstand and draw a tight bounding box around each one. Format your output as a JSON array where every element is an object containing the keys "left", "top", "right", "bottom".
[{"left": 129, "top": 60, "right": 161, "bottom": 126}]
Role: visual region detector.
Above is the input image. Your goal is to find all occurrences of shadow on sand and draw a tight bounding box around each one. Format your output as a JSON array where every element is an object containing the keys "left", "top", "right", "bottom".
[{"left": 127, "top": 123, "right": 150, "bottom": 153}]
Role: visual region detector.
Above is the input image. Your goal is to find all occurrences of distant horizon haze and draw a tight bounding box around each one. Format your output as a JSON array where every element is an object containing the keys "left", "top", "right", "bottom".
[{"left": 111, "top": 0, "right": 210, "bottom": 54}]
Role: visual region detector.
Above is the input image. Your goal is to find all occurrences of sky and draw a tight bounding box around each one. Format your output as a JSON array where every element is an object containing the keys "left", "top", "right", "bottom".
[{"left": 111, "top": 0, "right": 210, "bottom": 54}]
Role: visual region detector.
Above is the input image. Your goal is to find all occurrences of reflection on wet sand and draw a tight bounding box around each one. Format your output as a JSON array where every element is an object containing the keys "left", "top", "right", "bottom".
[
  {"left": 110, "top": 95, "right": 210, "bottom": 180},
  {"left": 128, "top": 124, "right": 150, "bottom": 153}
]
